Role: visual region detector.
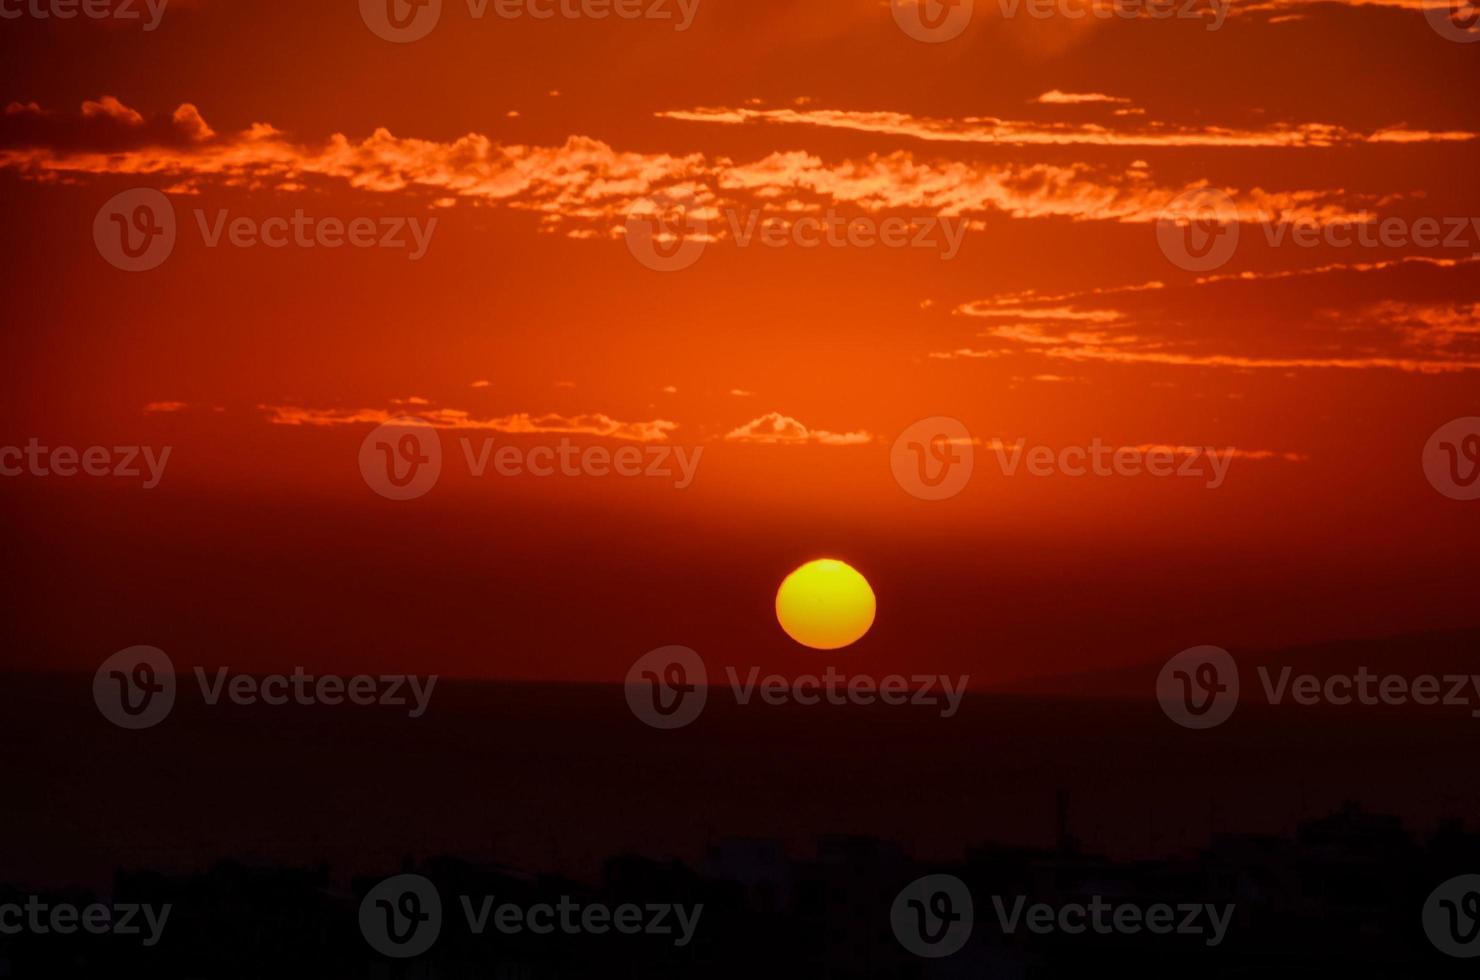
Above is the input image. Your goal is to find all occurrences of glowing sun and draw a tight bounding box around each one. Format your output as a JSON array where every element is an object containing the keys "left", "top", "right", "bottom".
[{"left": 775, "top": 559, "right": 877, "bottom": 650}]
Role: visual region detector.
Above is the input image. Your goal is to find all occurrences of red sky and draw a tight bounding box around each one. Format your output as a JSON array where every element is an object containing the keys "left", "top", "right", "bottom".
[{"left": 1, "top": 0, "right": 1477, "bottom": 685}]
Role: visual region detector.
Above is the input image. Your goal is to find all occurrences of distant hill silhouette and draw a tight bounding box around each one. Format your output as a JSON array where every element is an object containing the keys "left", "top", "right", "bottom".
[
  {"left": 7, "top": 629, "right": 1480, "bottom": 896},
  {"left": 994, "top": 629, "right": 1480, "bottom": 698}
]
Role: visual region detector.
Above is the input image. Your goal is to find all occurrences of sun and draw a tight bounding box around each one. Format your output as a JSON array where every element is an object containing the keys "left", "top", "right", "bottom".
[{"left": 775, "top": 559, "right": 877, "bottom": 650}]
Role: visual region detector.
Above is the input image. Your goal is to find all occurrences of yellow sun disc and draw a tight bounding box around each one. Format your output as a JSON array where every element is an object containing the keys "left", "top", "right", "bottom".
[{"left": 775, "top": 559, "right": 877, "bottom": 650}]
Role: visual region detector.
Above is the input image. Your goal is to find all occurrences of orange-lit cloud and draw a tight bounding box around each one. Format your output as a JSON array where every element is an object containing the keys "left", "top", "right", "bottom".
[
  {"left": 934, "top": 336, "right": 1480, "bottom": 373},
  {"left": 724, "top": 413, "right": 872, "bottom": 446},
  {"left": 657, "top": 105, "right": 1476, "bottom": 149},
  {"left": 1031, "top": 91, "right": 1132, "bottom": 106},
  {"left": 0, "top": 99, "right": 1374, "bottom": 239},
  {"left": 979, "top": 438, "right": 1308, "bottom": 463},
  {"left": 261, "top": 404, "right": 679, "bottom": 442},
  {"left": 939, "top": 256, "right": 1480, "bottom": 374}
]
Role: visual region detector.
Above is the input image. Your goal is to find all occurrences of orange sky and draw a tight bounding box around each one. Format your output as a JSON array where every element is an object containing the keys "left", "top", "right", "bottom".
[{"left": 1, "top": 0, "right": 1477, "bottom": 685}]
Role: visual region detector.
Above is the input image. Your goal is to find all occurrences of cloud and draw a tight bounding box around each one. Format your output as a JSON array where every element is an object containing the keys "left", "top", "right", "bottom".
[
  {"left": 2, "top": 97, "right": 214, "bottom": 152},
  {"left": 657, "top": 105, "right": 1475, "bottom": 149},
  {"left": 980, "top": 438, "right": 1307, "bottom": 463},
  {"left": 0, "top": 98, "right": 709, "bottom": 223},
  {"left": 1129, "top": 444, "right": 1308, "bottom": 463},
  {"left": 1349, "top": 300, "right": 1480, "bottom": 350},
  {"left": 1031, "top": 91, "right": 1132, "bottom": 106},
  {"left": 724, "top": 413, "right": 872, "bottom": 446},
  {"left": 957, "top": 305, "right": 1127, "bottom": 323},
  {"left": 1238, "top": 0, "right": 1480, "bottom": 32},
  {"left": 938, "top": 335, "right": 1480, "bottom": 373},
  {"left": 262, "top": 404, "right": 678, "bottom": 442},
  {"left": 939, "top": 256, "right": 1480, "bottom": 374},
  {"left": 0, "top": 98, "right": 1372, "bottom": 238},
  {"left": 1192, "top": 253, "right": 1480, "bottom": 287},
  {"left": 717, "top": 153, "right": 1365, "bottom": 226}
]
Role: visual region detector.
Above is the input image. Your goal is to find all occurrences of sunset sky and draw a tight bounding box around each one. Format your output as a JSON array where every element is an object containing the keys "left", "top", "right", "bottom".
[{"left": 2, "top": 0, "right": 1477, "bottom": 686}]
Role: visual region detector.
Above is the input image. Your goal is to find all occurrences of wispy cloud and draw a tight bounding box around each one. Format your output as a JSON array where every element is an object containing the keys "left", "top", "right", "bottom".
[
  {"left": 262, "top": 404, "right": 679, "bottom": 442},
  {"left": 0, "top": 98, "right": 1374, "bottom": 240},
  {"left": 1031, "top": 91, "right": 1132, "bottom": 106},
  {"left": 937, "top": 257, "right": 1480, "bottom": 374},
  {"left": 658, "top": 105, "right": 1475, "bottom": 149},
  {"left": 725, "top": 412, "right": 872, "bottom": 446}
]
